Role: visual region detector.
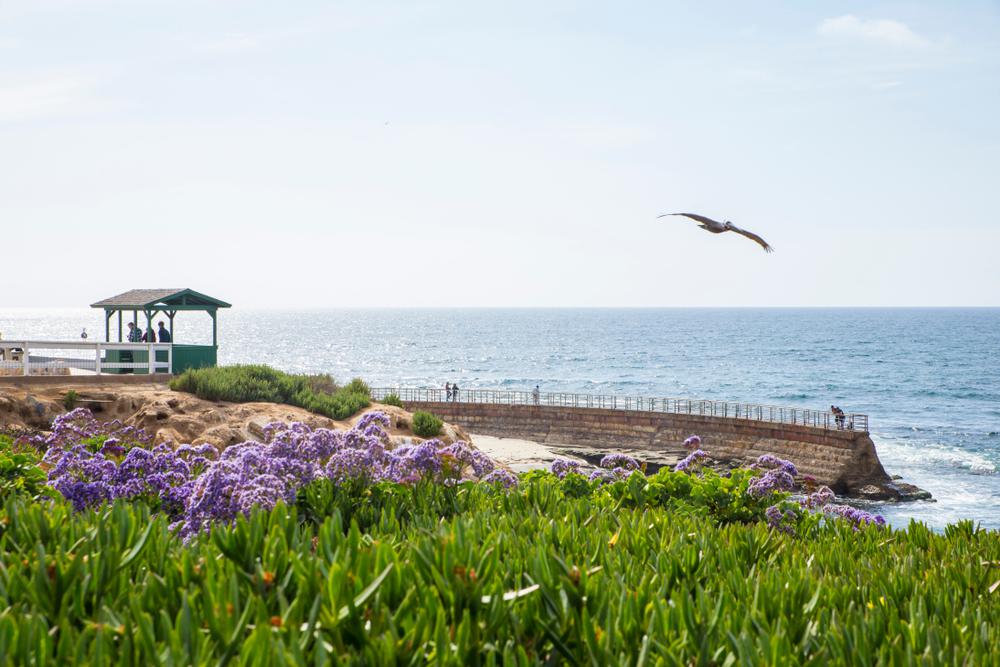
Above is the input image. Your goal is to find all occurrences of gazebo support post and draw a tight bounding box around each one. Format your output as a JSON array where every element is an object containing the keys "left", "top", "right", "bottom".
[{"left": 117, "top": 311, "right": 123, "bottom": 342}]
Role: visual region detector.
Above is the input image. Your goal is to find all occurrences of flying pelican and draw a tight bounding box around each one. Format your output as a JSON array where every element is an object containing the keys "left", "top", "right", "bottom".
[{"left": 658, "top": 212, "right": 774, "bottom": 253}]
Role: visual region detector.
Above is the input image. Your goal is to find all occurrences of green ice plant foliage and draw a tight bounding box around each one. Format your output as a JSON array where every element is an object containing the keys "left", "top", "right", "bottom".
[{"left": 0, "top": 477, "right": 997, "bottom": 665}]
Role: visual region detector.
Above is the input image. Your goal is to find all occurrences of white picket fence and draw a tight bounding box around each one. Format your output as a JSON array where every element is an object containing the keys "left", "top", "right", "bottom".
[{"left": 0, "top": 340, "right": 172, "bottom": 376}]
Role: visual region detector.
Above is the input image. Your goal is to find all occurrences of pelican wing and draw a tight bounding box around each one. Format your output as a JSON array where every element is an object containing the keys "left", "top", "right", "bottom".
[
  {"left": 657, "top": 212, "right": 722, "bottom": 227},
  {"left": 727, "top": 224, "right": 774, "bottom": 253}
]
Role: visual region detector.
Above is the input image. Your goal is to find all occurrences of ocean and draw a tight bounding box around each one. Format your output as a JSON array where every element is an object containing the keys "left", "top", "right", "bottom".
[{"left": 3, "top": 307, "right": 998, "bottom": 531}]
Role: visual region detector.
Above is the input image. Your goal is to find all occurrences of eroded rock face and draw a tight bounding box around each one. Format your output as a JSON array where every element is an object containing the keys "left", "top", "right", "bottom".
[{"left": 0, "top": 381, "right": 470, "bottom": 448}]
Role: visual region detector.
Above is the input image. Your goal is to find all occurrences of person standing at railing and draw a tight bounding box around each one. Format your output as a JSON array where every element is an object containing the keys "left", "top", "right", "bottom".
[
  {"left": 532, "top": 385, "right": 540, "bottom": 405},
  {"left": 831, "top": 405, "right": 846, "bottom": 429},
  {"left": 142, "top": 326, "right": 157, "bottom": 343},
  {"left": 157, "top": 322, "right": 171, "bottom": 343},
  {"left": 445, "top": 382, "right": 452, "bottom": 401},
  {"left": 127, "top": 322, "right": 143, "bottom": 342},
  {"left": 452, "top": 382, "right": 459, "bottom": 402}
]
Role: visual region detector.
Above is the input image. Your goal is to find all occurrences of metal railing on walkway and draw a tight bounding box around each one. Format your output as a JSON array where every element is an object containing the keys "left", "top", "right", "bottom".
[{"left": 371, "top": 387, "right": 869, "bottom": 432}]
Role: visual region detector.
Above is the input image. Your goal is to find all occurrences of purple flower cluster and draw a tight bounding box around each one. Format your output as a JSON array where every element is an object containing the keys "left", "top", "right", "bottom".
[
  {"left": 25, "top": 407, "right": 152, "bottom": 452},
  {"left": 751, "top": 454, "right": 799, "bottom": 477},
  {"left": 550, "top": 459, "right": 583, "bottom": 479},
  {"left": 588, "top": 467, "right": 633, "bottom": 484},
  {"left": 746, "top": 468, "right": 796, "bottom": 498},
  {"left": 799, "top": 485, "right": 836, "bottom": 510},
  {"left": 45, "top": 441, "right": 213, "bottom": 514},
  {"left": 599, "top": 454, "right": 639, "bottom": 472},
  {"left": 683, "top": 435, "right": 702, "bottom": 449},
  {"left": 39, "top": 408, "right": 510, "bottom": 538},
  {"left": 822, "top": 503, "right": 887, "bottom": 530},
  {"left": 481, "top": 469, "right": 518, "bottom": 488},
  {"left": 765, "top": 504, "right": 798, "bottom": 535},
  {"left": 674, "top": 449, "right": 710, "bottom": 473}
]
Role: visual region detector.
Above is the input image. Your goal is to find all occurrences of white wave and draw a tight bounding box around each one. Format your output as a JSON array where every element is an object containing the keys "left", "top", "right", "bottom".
[{"left": 874, "top": 434, "right": 998, "bottom": 475}]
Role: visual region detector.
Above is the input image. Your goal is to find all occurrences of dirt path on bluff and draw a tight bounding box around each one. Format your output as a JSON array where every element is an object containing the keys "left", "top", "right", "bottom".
[{"left": 0, "top": 379, "right": 470, "bottom": 448}]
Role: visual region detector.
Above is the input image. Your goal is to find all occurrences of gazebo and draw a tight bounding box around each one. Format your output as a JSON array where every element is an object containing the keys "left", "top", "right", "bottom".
[{"left": 91, "top": 288, "right": 231, "bottom": 374}]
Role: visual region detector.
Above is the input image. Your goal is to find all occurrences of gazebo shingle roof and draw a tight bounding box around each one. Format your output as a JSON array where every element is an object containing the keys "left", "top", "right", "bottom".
[{"left": 91, "top": 289, "right": 231, "bottom": 309}]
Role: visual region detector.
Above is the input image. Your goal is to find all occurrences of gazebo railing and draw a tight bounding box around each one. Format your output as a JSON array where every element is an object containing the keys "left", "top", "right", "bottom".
[
  {"left": 0, "top": 341, "right": 172, "bottom": 376},
  {"left": 371, "top": 387, "right": 869, "bottom": 432}
]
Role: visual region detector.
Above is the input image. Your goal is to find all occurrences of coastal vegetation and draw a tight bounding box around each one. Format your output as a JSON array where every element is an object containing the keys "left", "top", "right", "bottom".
[
  {"left": 0, "top": 408, "right": 997, "bottom": 664},
  {"left": 411, "top": 410, "right": 444, "bottom": 438},
  {"left": 169, "top": 365, "right": 371, "bottom": 421},
  {"left": 62, "top": 389, "right": 79, "bottom": 411},
  {"left": 381, "top": 392, "right": 404, "bottom": 408}
]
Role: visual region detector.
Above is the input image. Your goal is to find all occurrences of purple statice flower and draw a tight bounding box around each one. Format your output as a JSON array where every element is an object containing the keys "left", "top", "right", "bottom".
[
  {"left": 674, "top": 449, "right": 710, "bottom": 473},
  {"left": 599, "top": 453, "right": 640, "bottom": 472},
  {"left": 481, "top": 469, "right": 518, "bottom": 488},
  {"left": 683, "top": 435, "right": 702, "bottom": 449},
  {"left": 406, "top": 441, "right": 442, "bottom": 475},
  {"left": 99, "top": 439, "right": 126, "bottom": 457},
  {"left": 765, "top": 504, "right": 798, "bottom": 535},
  {"left": 550, "top": 459, "right": 583, "bottom": 479},
  {"left": 263, "top": 422, "right": 343, "bottom": 462},
  {"left": 45, "top": 445, "right": 117, "bottom": 511},
  {"left": 381, "top": 441, "right": 443, "bottom": 484},
  {"left": 179, "top": 460, "right": 244, "bottom": 537},
  {"left": 325, "top": 448, "right": 379, "bottom": 483},
  {"left": 470, "top": 450, "right": 495, "bottom": 477},
  {"left": 437, "top": 442, "right": 497, "bottom": 478},
  {"left": 355, "top": 411, "right": 391, "bottom": 432},
  {"left": 437, "top": 442, "right": 475, "bottom": 467},
  {"left": 589, "top": 469, "right": 615, "bottom": 484},
  {"left": 747, "top": 468, "right": 796, "bottom": 498},
  {"left": 822, "top": 504, "right": 887, "bottom": 530},
  {"left": 799, "top": 485, "right": 836, "bottom": 510},
  {"left": 751, "top": 454, "right": 799, "bottom": 477},
  {"left": 27, "top": 407, "right": 153, "bottom": 453}
]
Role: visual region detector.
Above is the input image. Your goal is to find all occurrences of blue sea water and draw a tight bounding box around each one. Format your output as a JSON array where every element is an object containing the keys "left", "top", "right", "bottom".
[{"left": 3, "top": 307, "right": 998, "bottom": 531}]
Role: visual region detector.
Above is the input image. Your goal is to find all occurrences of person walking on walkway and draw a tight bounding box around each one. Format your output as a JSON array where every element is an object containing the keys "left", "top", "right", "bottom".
[
  {"left": 451, "top": 382, "right": 459, "bottom": 402},
  {"left": 532, "top": 385, "right": 540, "bottom": 405},
  {"left": 445, "top": 382, "right": 452, "bottom": 401}
]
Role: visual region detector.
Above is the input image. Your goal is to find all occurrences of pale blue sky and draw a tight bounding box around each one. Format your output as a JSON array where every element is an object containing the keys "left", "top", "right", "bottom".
[{"left": 2, "top": 1, "right": 998, "bottom": 307}]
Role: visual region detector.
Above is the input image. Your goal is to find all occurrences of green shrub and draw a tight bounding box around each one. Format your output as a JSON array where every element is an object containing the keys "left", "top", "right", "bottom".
[
  {"left": 381, "top": 393, "right": 404, "bottom": 408},
  {"left": 63, "top": 390, "right": 79, "bottom": 411},
  {"left": 170, "top": 365, "right": 370, "bottom": 421},
  {"left": 342, "top": 377, "right": 371, "bottom": 398},
  {"left": 303, "top": 373, "right": 339, "bottom": 395},
  {"left": 411, "top": 411, "right": 443, "bottom": 438},
  {"left": 0, "top": 437, "right": 46, "bottom": 501}
]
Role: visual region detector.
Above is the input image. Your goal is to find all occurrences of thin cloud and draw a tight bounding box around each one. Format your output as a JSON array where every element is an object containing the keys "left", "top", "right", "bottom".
[
  {"left": 872, "top": 81, "right": 903, "bottom": 90},
  {"left": 818, "top": 15, "right": 929, "bottom": 48},
  {"left": 0, "top": 71, "right": 110, "bottom": 122}
]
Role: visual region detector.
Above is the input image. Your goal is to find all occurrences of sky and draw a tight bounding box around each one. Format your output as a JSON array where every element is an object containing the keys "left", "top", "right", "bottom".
[{"left": 1, "top": 0, "right": 998, "bottom": 308}]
